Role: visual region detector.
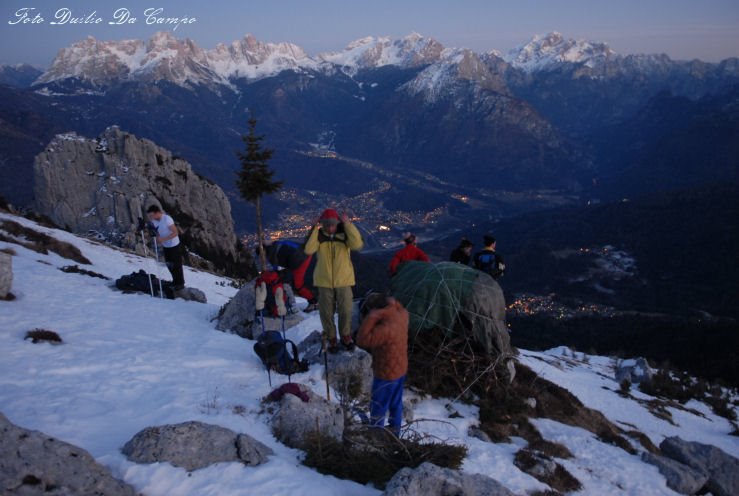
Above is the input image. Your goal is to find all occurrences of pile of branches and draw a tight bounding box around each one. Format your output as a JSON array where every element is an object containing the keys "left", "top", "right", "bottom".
[
  {"left": 303, "top": 425, "right": 467, "bottom": 489},
  {"left": 407, "top": 327, "right": 507, "bottom": 401}
]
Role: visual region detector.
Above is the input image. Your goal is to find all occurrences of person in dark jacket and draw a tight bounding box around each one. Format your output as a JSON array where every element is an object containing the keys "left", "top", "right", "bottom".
[
  {"left": 388, "top": 233, "right": 430, "bottom": 276},
  {"left": 356, "top": 293, "right": 409, "bottom": 436},
  {"left": 449, "top": 238, "right": 473, "bottom": 266},
  {"left": 473, "top": 234, "right": 505, "bottom": 280}
]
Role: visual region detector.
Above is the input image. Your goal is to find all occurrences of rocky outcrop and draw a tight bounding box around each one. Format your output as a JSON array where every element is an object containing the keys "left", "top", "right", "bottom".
[
  {"left": 382, "top": 462, "right": 516, "bottom": 496},
  {"left": 216, "top": 282, "right": 303, "bottom": 338},
  {"left": 268, "top": 383, "right": 344, "bottom": 450},
  {"left": 0, "top": 412, "right": 137, "bottom": 496},
  {"left": 642, "top": 452, "right": 709, "bottom": 495},
  {"left": 615, "top": 357, "right": 654, "bottom": 384},
  {"left": 659, "top": 437, "right": 739, "bottom": 496},
  {"left": 0, "top": 252, "right": 12, "bottom": 299},
  {"left": 121, "top": 421, "right": 273, "bottom": 472},
  {"left": 298, "top": 330, "right": 374, "bottom": 401},
  {"left": 34, "top": 127, "right": 239, "bottom": 271}
]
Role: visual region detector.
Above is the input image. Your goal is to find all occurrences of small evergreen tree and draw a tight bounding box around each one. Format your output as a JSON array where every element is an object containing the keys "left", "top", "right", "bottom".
[{"left": 235, "top": 117, "right": 282, "bottom": 271}]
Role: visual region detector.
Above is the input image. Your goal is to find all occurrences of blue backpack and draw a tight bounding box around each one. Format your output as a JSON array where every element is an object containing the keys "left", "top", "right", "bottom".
[{"left": 253, "top": 331, "right": 308, "bottom": 385}]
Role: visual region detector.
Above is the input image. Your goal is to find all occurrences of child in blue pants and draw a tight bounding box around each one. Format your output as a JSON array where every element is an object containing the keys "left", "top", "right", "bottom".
[
  {"left": 370, "top": 376, "right": 406, "bottom": 435},
  {"left": 356, "top": 294, "right": 409, "bottom": 437}
]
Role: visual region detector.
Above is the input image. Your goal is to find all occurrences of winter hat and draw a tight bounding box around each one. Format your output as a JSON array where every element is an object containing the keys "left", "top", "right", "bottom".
[
  {"left": 483, "top": 234, "right": 496, "bottom": 246},
  {"left": 459, "top": 238, "right": 473, "bottom": 249},
  {"left": 320, "top": 208, "right": 340, "bottom": 225},
  {"left": 403, "top": 232, "right": 416, "bottom": 244}
]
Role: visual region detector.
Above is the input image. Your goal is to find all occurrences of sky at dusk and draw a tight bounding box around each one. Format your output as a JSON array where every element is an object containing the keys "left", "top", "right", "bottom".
[{"left": 1, "top": 0, "right": 738, "bottom": 66}]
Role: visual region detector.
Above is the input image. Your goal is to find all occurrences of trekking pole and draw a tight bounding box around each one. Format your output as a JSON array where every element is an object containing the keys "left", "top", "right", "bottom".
[
  {"left": 152, "top": 236, "right": 165, "bottom": 299},
  {"left": 137, "top": 219, "right": 155, "bottom": 298},
  {"left": 281, "top": 315, "right": 287, "bottom": 341},
  {"left": 321, "top": 334, "right": 331, "bottom": 401}
]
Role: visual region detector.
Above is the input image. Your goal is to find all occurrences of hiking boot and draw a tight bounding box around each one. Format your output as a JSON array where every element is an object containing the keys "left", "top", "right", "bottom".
[
  {"left": 327, "top": 339, "right": 339, "bottom": 354},
  {"left": 341, "top": 337, "right": 355, "bottom": 352},
  {"left": 304, "top": 302, "right": 319, "bottom": 313}
]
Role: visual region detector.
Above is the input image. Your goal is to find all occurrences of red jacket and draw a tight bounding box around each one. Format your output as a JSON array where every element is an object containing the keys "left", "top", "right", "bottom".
[
  {"left": 389, "top": 244, "right": 430, "bottom": 276},
  {"left": 356, "top": 299, "right": 409, "bottom": 381}
]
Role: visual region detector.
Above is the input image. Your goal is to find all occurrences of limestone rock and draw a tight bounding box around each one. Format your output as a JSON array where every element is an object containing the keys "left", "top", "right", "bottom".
[
  {"left": 660, "top": 436, "right": 739, "bottom": 496},
  {"left": 216, "top": 282, "right": 303, "bottom": 338},
  {"left": 121, "top": 421, "right": 273, "bottom": 472},
  {"left": 34, "top": 128, "right": 239, "bottom": 271},
  {"left": 0, "top": 411, "right": 137, "bottom": 496},
  {"left": 642, "top": 451, "right": 709, "bottom": 495},
  {"left": 175, "top": 287, "right": 207, "bottom": 303},
  {"left": 0, "top": 252, "right": 11, "bottom": 299},
  {"left": 382, "top": 462, "right": 516, "bottom": 496},
  {"left": 298, "top": 330, "right": 373, "bottom": 401},
  {"left": 615, "top": 357, "right": 654, "bottom": 384},
  {"left": 269, "top": 383, "right": 344, "bottom": 450},
  {"left": 467, "top": 425, "right": 492, "bottom": 443}
]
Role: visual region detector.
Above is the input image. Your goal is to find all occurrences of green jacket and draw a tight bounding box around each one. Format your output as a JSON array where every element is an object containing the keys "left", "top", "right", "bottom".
[{"left": 304, "top": 222, "right": 363, "bottom": 288}]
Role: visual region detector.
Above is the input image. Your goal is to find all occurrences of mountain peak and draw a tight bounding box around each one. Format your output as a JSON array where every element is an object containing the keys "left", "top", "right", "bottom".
[
  {"left": 505, "top": 32, "right": 616, "bottom": 72},
  {"left": 318, "top": 33, "right": 444, "bottom": 75}
]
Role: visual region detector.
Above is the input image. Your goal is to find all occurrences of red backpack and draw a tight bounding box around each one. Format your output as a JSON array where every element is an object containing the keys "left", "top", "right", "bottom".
[{"left": 255, "top": 270, "right": 288, "bottom": 317}]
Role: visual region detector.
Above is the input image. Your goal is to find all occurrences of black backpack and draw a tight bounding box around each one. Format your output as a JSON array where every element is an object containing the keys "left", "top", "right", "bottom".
[
  {"left": 115, "top": 270, "right": 175, "bottom": 298},
  {"left": 253, "top": 331, "right": 308, "bottom": 386}
]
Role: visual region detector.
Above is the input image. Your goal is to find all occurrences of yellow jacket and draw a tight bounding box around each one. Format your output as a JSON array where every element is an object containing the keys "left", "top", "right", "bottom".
[{"left": 304, "top": 222, "right": 363, "bottom": 288}]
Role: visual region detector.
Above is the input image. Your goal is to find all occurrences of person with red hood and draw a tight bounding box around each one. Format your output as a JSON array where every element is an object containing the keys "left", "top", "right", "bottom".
[
  {"left": 388, "top": 232, "right": 430, "bottom": 276},
  {"left": 304, "top": 208, "right": 364, "bottom": 353}
]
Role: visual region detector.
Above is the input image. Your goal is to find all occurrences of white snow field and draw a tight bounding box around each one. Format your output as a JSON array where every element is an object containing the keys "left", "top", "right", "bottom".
[{"left": 1, "top": 211, "right": 737, "bottom": 495}]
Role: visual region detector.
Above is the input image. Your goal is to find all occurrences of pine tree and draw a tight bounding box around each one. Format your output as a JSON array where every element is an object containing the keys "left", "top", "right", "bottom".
[{"left": 235, "top": 117, "right": 282, "bottom": 272}]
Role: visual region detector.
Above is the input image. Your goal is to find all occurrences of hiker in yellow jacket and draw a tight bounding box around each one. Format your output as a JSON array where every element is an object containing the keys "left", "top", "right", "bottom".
[{"left": 305, "top": 208, "right": 363, "bottom": 353}]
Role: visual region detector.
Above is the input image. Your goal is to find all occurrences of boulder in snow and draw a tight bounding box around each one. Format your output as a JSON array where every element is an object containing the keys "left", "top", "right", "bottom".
[
  {"left": 121, "top": 421, "right": 273, "bottom": 471},
  {"left": 298, "top": 330, "right": 373, "bottom": 401},
  {"left": 615, "top": 357, "right": 654, "bottom": 384},
  {"left": 269, "top": 383, "right": 344, "bottom": 450},
  {"left": 642, "top": 452, "right": 709, "bottom": 495},
  {"left": 216, "top": 282, "right": 303, "bottom": 338},
  {"left": 382, "top": 462, "right": 516, "bottom": 496},
  {"left": 660, "top": 436, "right": 739, "bottom": 496},
  {"left": 0, "top": 411, "right": 137, "bottom": 496},
  {"left": 174, "top": 286, "right": 207, "bottom": 303},
  {"left": 0, "top": 251, "right": 12, "bottom": 299}
]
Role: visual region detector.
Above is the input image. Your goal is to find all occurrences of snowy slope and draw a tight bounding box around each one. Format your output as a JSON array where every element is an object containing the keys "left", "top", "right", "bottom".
[{"left": 1, "top": 211, "right": 737, "bottom": 496}]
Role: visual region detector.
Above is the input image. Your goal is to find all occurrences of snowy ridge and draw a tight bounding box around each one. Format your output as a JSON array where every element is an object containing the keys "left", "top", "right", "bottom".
[
  {"left": 36, "top": 32, "right": 316, "bottom": 88},
  {"left": 317, "top": 32, "right": 444, "bottom": 76},
  {"left": 35, "top": 31, "right": 439, "bottom": 89},
  {"left": 505, "top": 31, "right": 616, "bottom": 72},
  {"left": 1, "top": 211, "right": 737, "bottom": 495}
]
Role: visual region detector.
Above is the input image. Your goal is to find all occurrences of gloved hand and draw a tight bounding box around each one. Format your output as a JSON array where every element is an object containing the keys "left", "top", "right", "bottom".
[
  {"left": 255, "top": 281, "right": 267, "bottom": 311},
  {"left": 275, "top": 287, "right": 287, "bottom": 317}
]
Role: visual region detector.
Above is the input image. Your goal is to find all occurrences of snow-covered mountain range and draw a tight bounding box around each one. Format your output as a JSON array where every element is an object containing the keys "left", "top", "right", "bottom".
[
  {"left": 31, "top": 30, "right": 738, "bottom": 90},
  {"left": 35, "top": 31, "right": 447, "bottom": 88}
]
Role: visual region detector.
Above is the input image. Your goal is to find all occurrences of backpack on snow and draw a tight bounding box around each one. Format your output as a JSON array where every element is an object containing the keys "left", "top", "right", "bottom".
[
  {"left": 255, "top": 270, "right": 288, "bottom": 317},
  {"left": 115, "top": 270, "right": 175, "bottom": 298},
  {"left": 253, "top": 330, "right": 308, "bottom": 385}
]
